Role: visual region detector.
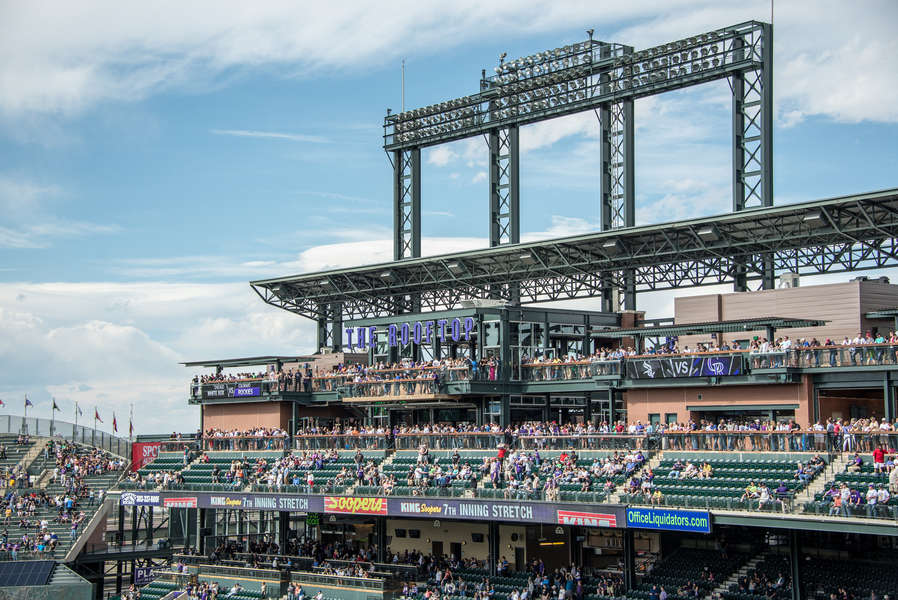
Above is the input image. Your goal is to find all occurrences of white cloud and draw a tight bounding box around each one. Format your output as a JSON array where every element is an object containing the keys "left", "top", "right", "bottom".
[
  {"left": 427, "top": 146, "right": 456, "bottom": 167},
  {"left": 211, "top": 129, "right": 329, "bottom": 143},
  {"left": 0, "top": 281, "right": 314, "bottom": 434},
  {"left": 471, "top": 171, "right": 487, "bottom": 184},
  {"left": 0, "top": 174, "right": 120, "bottom": 248},
  {"left": 1, "top": 1, "right": 894, "bottom": 129}
]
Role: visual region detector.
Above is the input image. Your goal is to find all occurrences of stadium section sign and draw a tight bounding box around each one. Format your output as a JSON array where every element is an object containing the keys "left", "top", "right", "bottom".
[
  {"left": 201, "top": 382, "right": 261, "bottom": 399},
  {"left": 625, "top": 355, "right": 742, "bottom": 379},
  {"left": 345, "top": 317, "right": 476, "bottom": 350},
  {"left": 626, "top": 507, "right": 711, "bottom": 533}
]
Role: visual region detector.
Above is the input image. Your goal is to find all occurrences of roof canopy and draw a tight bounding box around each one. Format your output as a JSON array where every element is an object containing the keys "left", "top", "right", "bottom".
[
  {"left": 592, "top": 317, "right": 826, "bottom": 339},
  {"left": 251, "top": 188, "right": 898, "bottom": 321}
]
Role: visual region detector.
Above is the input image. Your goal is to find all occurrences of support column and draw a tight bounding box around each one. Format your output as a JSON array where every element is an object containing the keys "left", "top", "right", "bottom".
[
  {"left": 790, "top": 529, "right": 801, "bottom": 600},
  {"left": 608, "top": 389, "right": 616, "bottom": 425},
  {"left": 732, "top": 23, "right": 774, "bottom": 291},
  {"left": 131, "top": 506, "right": 138, "bottom": 546},
  {"left": 375, "top": 517, "right": 388, "bottom": 562},
  {"left": 600, "top": 93, "right": 636, "bottom": 310},
  {"left": 394, "top": 148, "right": 422, "bottom": 260},
  {"left": 316, "top": 302, "right": 343, "bottom": 353},
  {"left": 489, "top": 126, "right": 520, "bottom": 247},
  {"left": 488, "top": 125, "right": 520, "bottom": 303},
  {"left": 117, "top": 504, "right": 125, "bottom": 547},
  {"left": 197, "top": 508, "right": 206, "bottom": 555},
  {"left": 884, "top": 373, "right": 894, "bottom": 422},
  {"left": 279, "top": 512, "right": 289, "bottom": 555},
  {"left": 115, "top": 559, "right": 123, "bottom": 594},
  {"left": 488, "top": 522, "right": 500, "bottom": 577},
  {"left": 622, "top": 529, "right": 636, "bottom": 592}
]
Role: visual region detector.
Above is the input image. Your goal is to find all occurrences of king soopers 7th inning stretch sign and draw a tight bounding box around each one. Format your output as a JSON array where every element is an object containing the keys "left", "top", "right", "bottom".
[
  {"left": 119, "top": 492, "right": 638, "bottom": 529},
  {"left": 345, "top": 317, "right": 477, "bottom": 350}
]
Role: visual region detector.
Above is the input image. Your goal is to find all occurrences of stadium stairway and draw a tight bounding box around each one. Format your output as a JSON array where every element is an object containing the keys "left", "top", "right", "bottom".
[
  {"left": 793, "top": 453, "right": 850, "bottom": 510},
  {"left": 608, "top": 451, "right": 664, "bottom": 503},
  {"left": 710, "top": 551, "right": 767, "bottom": 598},
  {"left": 47, "top": 468, "right": 124, "bottom": 559},
  {"left": 16, "top": 437, "right": 47, "bottom": 473}
]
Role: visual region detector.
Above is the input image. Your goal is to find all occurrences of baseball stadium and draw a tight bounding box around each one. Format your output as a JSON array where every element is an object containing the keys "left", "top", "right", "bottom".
[{"left": 3, "top": 18, "right": 898, "bottom": 600}]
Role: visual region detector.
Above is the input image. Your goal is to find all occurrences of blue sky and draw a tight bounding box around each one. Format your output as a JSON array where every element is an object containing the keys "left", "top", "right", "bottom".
[{"left": 1, "top": 1, "right": 896, "bottom": 433}]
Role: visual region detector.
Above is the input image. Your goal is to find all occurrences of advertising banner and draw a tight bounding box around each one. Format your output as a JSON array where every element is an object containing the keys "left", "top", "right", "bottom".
[
  {"left": 134, "top": 567, "right": 156, "bottom": 585},
  {"left": 130, "top": 442, "right": 162, "bottom": 471},
  {"left": 325, "top": 496, "right": 388, "bottom": 515},
  {"left": 388, "top": 498, "right": 624, "bottom": 526},
  {"left": 625, "top": 355, "right": 742, "bottom": 380},
  {"left": 625, "top": 507, "right": 711, "bottom": 533},
  {"left": 202, "top": 381, "right": 263, "bottom": 400},
  {"left": 118, "top": 491, "right": 625, "bottom": 528},
  {"left": 120, "top": 492, "right": 161, "bottom": 507},
  {"left": 163, "top": 497, "right": 198, "bottom": 508},
  {"left": 206, "top": 494, "right": 321, "bottom": 512},
  {"left": 556, "top": 509, "right": 618, "bottom": 528}
]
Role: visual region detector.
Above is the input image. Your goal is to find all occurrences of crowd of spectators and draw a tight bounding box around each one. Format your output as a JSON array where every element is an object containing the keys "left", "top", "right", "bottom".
[
  {"left": 193, "top": 370, "right": 274, "bottom": 385},
  {"left": 260, "top": 450, "right": 365, "bottom": 492},
  {"left": 397, "top": 555, "right": 623, "bottom": 600},
  {"left": 203, "top": 428, "right": 289, "bottom": 451},
  {"left": 189, "top": 330, "right": 898, "bottom": 402},
  {"left": 0, "top": 488, "right": 88, "bottom": 559}
]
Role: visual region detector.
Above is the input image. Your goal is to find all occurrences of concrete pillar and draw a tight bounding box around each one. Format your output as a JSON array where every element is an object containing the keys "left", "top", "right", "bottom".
[{"left": 622, "top": 529, "right": 636, "bottom": 592}]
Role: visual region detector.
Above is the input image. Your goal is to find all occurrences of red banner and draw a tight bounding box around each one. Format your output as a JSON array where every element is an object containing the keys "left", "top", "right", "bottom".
[
  {"left": 557, "top": 510, "right": 617, "bottom": 528},
  {"left": 324, "top": 496, "right": 387, "bottom": 515},
  {"left": 131, "top": 442, "right": 161, "bottom": 471}
]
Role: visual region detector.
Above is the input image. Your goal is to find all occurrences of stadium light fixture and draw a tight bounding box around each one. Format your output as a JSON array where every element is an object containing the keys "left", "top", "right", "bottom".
[
  {"left": 697, "top": 225, "right": 720, "bottom": 242},
  {"left": 802, "top": 210, "right": 827, "bottom": 229},
  {"left": 602, "top": 240, "right": 622, "bottom": 255}
]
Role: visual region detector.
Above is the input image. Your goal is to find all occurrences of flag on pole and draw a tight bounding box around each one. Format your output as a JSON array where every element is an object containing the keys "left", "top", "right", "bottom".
[
  {"left": 52, "top": 398, "right": 60, "bottom": 412},
  {"left": 113, "top": 414, "right": 118, "bottom": 433},
  {"left": 94, "top": 408, "right": 103, "bottom": 423},
  {"left": 77, "top": 404, "right": 83, "bottom": 417},
  {"left": 129, "top": 419, "right": 134, "bottom": 437},
  {"left": 25, "top": 396, "right": 33, "bottom": 408}
]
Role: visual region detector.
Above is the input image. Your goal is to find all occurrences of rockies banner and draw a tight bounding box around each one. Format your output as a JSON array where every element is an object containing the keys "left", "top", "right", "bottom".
[{"left": 625, "top": 355, "right": 742, "bottom": 380}]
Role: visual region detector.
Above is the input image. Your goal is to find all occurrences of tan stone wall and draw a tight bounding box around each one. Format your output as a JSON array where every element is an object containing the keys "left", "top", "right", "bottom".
[{"left": 624, "top": 377, "right": 813, "bottom": 425}]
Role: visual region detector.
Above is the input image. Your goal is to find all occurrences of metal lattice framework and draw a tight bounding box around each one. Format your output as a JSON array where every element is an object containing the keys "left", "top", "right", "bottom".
[
  {"left": 384, "top": 22, "right": 767, "bottom": 151},
  {"left": 384, "top": 21, "right": 771, "bottom": 310},
  {"left": 393, "top": 148, "right": 421, "bottom": 260},
  {"left": 489, "top": 126, "right": 519, "bottom": 247},
  {"left": 252, "top": 189, "right": 898, "bottom": 321}
]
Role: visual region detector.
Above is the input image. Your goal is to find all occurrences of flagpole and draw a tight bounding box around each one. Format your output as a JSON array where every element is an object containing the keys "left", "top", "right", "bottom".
[
  {"left": 50, "top": 397, "right": 55, "bottom": 437},
  {"left": 129, "top": 402, "right": 134, "bottom": 443}
]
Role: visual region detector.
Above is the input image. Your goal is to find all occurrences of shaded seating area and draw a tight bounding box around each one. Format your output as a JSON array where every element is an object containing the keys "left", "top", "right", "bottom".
[
  {"left": 801, "top": 556, "right": 898, "bottom": 599},
  {"left": 628, "top": 548, "right": 749, "bottom": 600}
]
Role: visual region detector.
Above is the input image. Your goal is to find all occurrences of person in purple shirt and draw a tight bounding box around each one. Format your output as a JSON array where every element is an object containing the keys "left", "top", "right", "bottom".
[{"left": 849, "top": 487, "right": 864, "bottom": 513}]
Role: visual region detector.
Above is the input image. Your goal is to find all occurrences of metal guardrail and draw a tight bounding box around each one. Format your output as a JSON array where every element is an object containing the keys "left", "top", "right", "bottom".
[
  {"left": 191, "top": 431, "right": 898, "bottom": 455},
  {"left": 202, "top": 437, "right": 289, "bottom": 451},
  {"left": 0, "top": 415, "right": 130, "bottom": 457}
]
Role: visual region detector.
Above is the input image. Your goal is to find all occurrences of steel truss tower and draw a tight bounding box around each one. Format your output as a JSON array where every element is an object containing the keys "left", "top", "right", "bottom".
[
  {"left": 732, "top": 22, "right": 774, "bottom": 290},
  {"left": 314, "top": 22, "right": 777, "bottom": 340}
]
